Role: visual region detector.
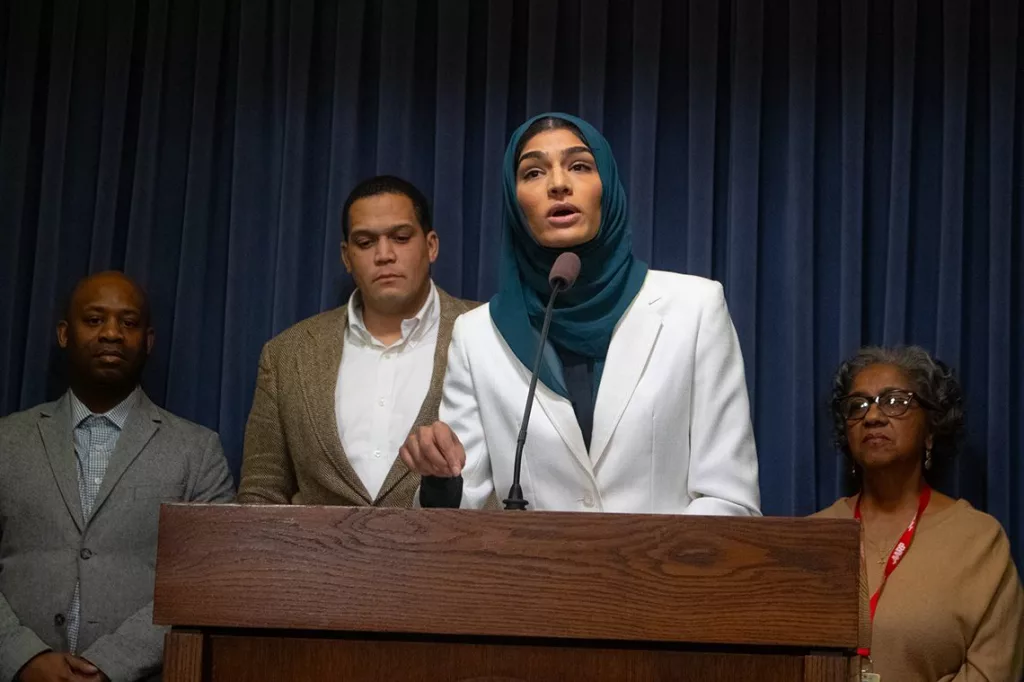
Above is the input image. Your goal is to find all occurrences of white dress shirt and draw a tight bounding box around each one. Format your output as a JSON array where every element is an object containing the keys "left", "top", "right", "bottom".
[{"left": 336, "top": 283, "right": 439, "bottom": 499}]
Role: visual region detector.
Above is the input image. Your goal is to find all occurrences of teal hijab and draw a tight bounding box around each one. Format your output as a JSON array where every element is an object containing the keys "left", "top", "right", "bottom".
[{"left": 489, "top": 112, "right": 649, "bottom": 398}]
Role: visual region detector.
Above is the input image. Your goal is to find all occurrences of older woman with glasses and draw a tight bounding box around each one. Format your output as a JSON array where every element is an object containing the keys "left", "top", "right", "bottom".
[{"left": 815, "top": 346, "right": 1023, "bottom": 682}]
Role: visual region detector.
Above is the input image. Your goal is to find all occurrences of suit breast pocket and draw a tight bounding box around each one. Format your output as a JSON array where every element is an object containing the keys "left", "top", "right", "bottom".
[{"left": 132, "top": 484, "right": 186, "bottom": 501}]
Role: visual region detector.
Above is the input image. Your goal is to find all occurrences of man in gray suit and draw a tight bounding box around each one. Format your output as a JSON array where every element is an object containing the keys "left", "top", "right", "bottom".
[{"left": 0, "top": 271, "right": 234, "bottom": 682}]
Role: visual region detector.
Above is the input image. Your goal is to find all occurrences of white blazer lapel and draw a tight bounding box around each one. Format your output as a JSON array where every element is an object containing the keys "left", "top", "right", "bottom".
[
  {"left": 506, "top": 342, "right": 592, "bottom": 477},
  {"left": 531, "top": 381, "right": 592, "bottom": 476},
  {"left": 589, "top": 289, "right": 663, "bottom": 466}
]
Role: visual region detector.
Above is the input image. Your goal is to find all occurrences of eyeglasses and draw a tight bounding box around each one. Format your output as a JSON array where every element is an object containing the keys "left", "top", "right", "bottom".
[{"left": 836, "top": 390, "right": 931, "bottom": 422}]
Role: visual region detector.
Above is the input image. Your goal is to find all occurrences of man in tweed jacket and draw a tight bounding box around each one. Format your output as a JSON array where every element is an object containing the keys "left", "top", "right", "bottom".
[{"left": 238, "top": 176, "right": 477, "bottom": 508}]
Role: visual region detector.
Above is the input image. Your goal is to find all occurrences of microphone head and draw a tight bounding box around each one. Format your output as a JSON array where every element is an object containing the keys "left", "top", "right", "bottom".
[{"left": 548, "top": 252, "right": 581, "bottom": 290}]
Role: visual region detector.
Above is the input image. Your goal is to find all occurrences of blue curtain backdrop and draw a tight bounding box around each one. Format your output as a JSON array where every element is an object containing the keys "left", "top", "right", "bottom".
[{"left": 0, "top": 0, "right": 1021, "bottom": 556}]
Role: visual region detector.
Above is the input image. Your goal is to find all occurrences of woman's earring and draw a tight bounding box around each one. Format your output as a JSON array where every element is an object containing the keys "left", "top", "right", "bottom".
[
  {"left": 850, "top": 463, "right": 858, "bottom": 477},
  {"left": 924, "top": 448, "right": 933, "bottom": 471}
]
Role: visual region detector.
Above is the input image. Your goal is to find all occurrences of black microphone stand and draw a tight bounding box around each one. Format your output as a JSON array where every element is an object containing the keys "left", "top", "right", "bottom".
[{"left": 503, "top": 279, "right": 566, "bottom": 510}]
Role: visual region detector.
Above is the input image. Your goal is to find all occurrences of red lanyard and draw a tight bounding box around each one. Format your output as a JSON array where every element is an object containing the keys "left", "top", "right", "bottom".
[{"left": 853, "top": 484, "right": 931, "bottom": 658}]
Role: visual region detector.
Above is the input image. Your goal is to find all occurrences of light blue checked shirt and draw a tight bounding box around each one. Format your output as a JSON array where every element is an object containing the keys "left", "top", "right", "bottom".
[{"left": 65, "top": 388, "right": 140, "bottom": 653}]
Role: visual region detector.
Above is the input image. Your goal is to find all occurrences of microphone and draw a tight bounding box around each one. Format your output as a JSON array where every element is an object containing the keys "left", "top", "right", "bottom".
[
  {"left": 419, "top": 252, "right": 581, "bottom": 510},
  {"left": 419, "top": 473, "right": 463, "bottom": 509},
  {"left": 504, "top": 252, "right": 581, "bottom": 511}
]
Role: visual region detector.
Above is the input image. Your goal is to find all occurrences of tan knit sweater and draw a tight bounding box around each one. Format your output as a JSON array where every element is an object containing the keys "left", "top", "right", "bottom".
[{"left": 815, "top": 498, "right": 1024, "bottom": 681}]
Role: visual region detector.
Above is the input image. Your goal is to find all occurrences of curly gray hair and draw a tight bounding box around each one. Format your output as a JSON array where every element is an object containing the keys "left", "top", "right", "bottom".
[{"left": 830, "top": 346, "right": 966, "bottom": 477}]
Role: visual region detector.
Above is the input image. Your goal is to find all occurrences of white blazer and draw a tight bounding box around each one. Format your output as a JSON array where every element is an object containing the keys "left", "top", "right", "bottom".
[{"left": 440, "top": 270, "right": 761, "bottom": 515}]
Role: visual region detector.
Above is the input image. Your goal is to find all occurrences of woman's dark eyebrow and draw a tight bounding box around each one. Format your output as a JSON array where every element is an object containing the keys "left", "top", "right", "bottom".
[
  {"left": 517, "top": 150, "right": 547, "bottom": 166},
  {"left": 848, "top": 386, "right": 910, "bottom": 397},
  {"left": 561, "top": 145, "right": 592, "bottom": 159},
  {"left": 518, "top": 145, "right": 593, "bottom": 169}
]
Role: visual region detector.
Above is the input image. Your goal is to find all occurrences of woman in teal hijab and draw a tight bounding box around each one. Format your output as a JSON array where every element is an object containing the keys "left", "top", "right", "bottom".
[
  {"left": 401, "top": 113, "right": 760, "bottom": 516},
  {"left": 490, "top": 114, "right": 648, "bottom": 406}
]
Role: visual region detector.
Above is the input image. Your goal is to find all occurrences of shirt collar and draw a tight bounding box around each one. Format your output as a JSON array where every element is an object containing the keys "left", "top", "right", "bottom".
[
  {"left": 68, "top": 387, "right": 140, "bottom": 430},
  {"left": 346, "top": 281, "right": 439, "bottom": 349}
]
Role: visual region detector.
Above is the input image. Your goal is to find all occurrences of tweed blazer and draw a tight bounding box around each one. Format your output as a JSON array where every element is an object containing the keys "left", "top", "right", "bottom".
[{"left": 238, "top": 285, "right": 478, "bottom": 507}]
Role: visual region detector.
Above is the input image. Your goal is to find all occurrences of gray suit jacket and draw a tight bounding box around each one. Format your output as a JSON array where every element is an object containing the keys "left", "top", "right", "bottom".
[{"left": 0, "top": 391, "right": 234, "bottom": 682}]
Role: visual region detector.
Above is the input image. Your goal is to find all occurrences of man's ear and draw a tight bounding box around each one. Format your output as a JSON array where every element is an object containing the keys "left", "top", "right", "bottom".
[
  {"left": 426, "top": 230, "right": 439, "bottom": 264},
  {"left": 56, "top": 321, "right": 69, "bottom": 349},
  {"left": 341, "top": 241, "right": 353, "bottom": 273}
]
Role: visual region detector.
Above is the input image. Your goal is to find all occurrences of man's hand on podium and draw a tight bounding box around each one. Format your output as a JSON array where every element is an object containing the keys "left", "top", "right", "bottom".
[{"left": 400, "top": 421, "right": 466, "bottom": 478}]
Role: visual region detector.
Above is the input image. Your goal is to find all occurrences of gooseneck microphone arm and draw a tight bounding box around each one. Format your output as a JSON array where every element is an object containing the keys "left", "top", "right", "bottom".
[
  {"left": 503, "top": 279, "right": 565, "bottom": 511},
  {"left": 421, "top": 251, "right": 581, "bottom": 511}
]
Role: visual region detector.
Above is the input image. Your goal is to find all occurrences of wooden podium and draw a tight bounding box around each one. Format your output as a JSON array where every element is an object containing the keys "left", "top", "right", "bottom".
[{"left": 154, "top": 504, "right": 865, "bottom": 682}]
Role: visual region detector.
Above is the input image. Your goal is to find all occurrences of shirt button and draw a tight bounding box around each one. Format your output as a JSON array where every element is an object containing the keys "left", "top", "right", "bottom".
[
  {"left": 80, "top": 548, "right": 93, "bottom": 560},
  {"left": 582, "top": 493, "right": 595, "bottom": 508},
  {"left": 94, "top": 477, "right": 102, "bottom": 485},
  {"left": 374, "top": 449, "right": 381, "bottom": 458},
  {"left": 54, "top": 613, "right": 66, "bottom": 627},
  {"left": 378, "top": 398, "right": 385, "bottom": 406}
]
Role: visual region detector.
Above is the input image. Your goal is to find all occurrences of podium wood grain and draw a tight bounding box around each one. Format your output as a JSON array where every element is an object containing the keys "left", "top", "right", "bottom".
[
  {"left": 802, "top": 654, "right": 848, "bottom": 682},
  {"left": 204, "top": 634, "right": 808, "bottom": 682},
  {"left": 154, "top": 505, "right": 860, "bottom": 649},
  {"left": 163, "top": 631, "right": 204, "bottom": 682}
]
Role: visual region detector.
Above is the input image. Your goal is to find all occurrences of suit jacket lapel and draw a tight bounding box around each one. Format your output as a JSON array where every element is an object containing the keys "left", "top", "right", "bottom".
[
  {"left": 589, "top": 289, "right": 663, "bottom": 467},
  {"left": 296, "top": 308, "right": 373, "bottom": 505},
  {"left": 533, "top": 382, "right": 592, "bottom": 476},
  {"left": 38, "top": 395, "right": 85, "bottom": 532},
  {"left": 502, "top": 331, "right": 591, "bottom": 477},
  {"left": 375, "top": 286, "right": 460, "bottom": 503},
  {"left": 89, "top": 391, "right": 160, "bottom": 521}
]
